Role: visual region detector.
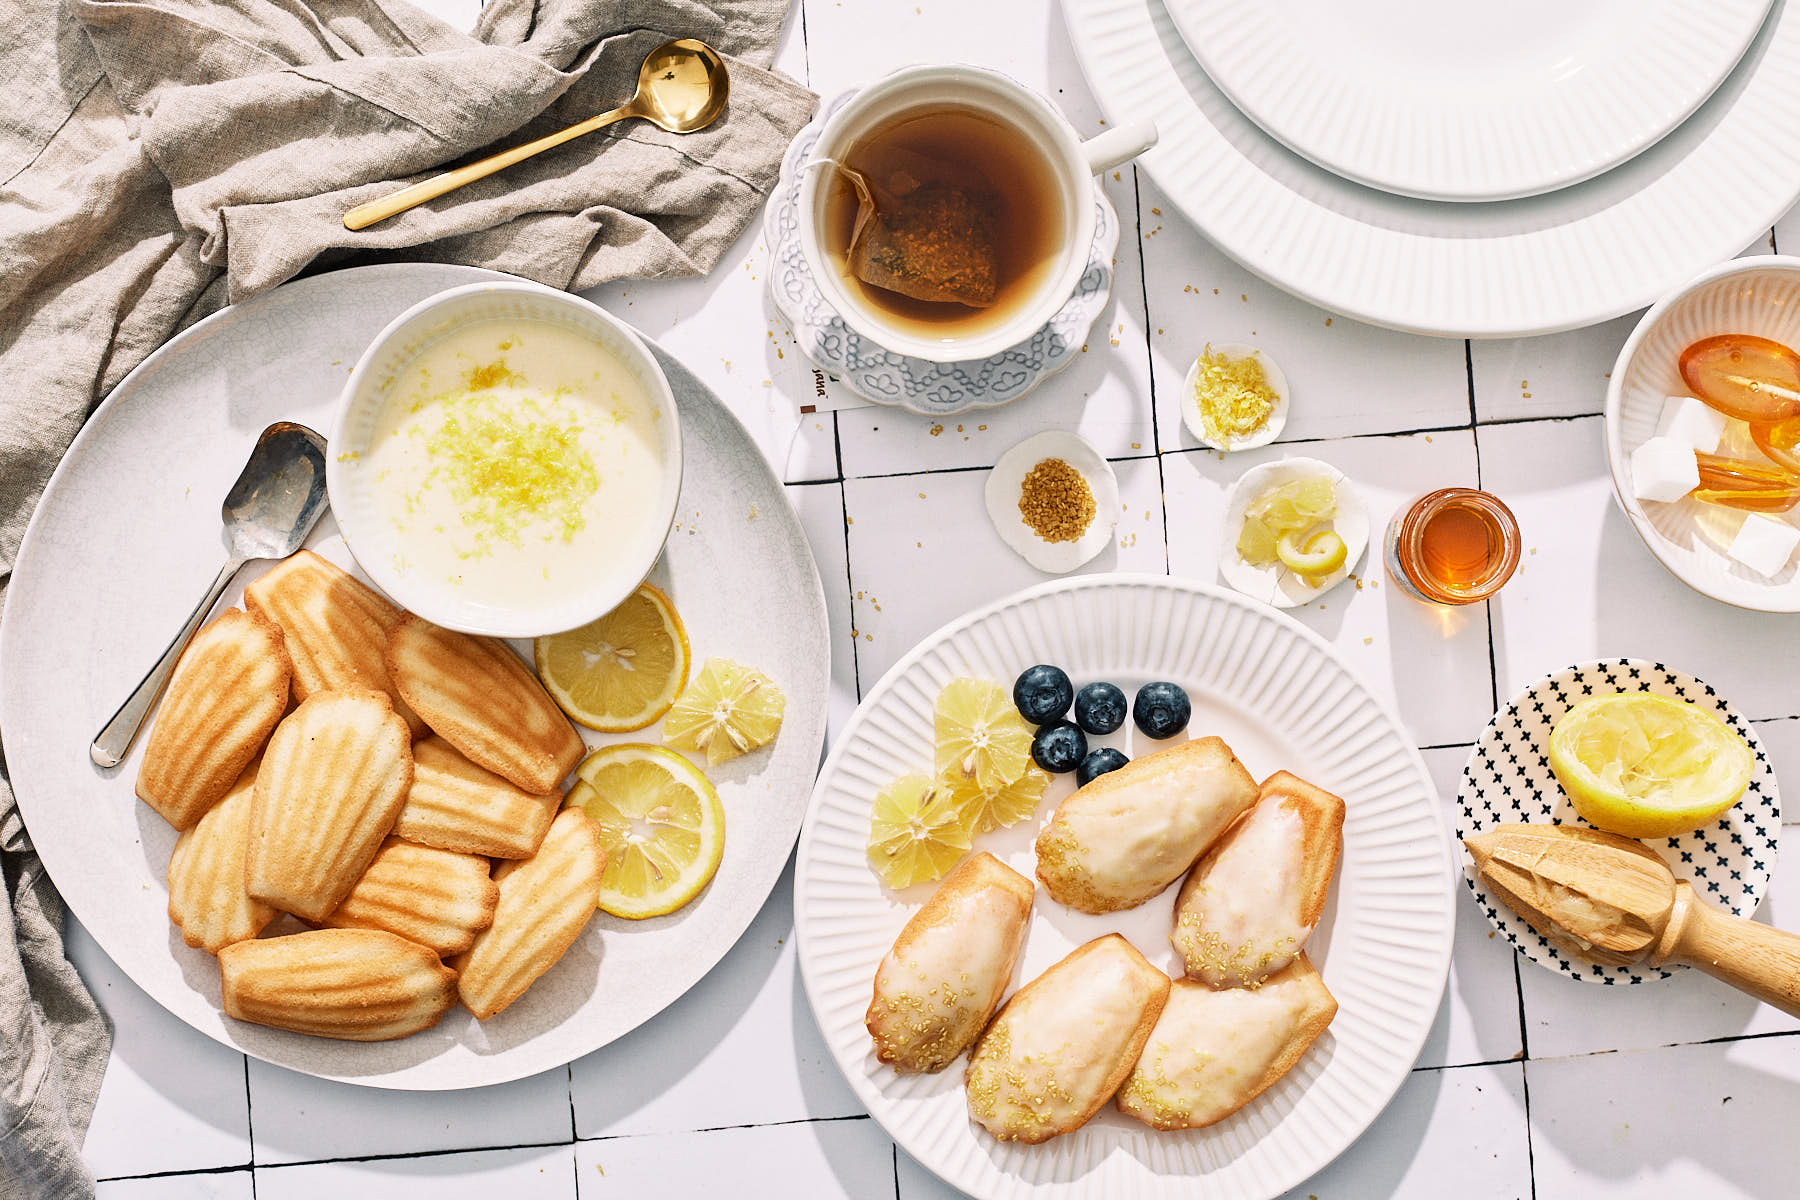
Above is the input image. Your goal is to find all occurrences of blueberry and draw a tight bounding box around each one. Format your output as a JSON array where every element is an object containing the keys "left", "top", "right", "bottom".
[
  {"left": 1073, "top": 682, "right": 1127, "bottom": 735},
  {"left": 1012, "top": 664, "right": 1074, "bottom": 725},
  {"left": 1133, "top": 681, "right": 1191, "bottom": 739},
  {"left": 1076, "top": 747, "right": 1130, "bottom": 787},
  {"left": 1031, "top": 721, "right": 1087, "bottom": 773}
]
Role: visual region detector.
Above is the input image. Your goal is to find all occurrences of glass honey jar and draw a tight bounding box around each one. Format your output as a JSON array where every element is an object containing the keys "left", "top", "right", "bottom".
[{"left": 1384, "top": 488, "right": 1521, "bottom": 605}]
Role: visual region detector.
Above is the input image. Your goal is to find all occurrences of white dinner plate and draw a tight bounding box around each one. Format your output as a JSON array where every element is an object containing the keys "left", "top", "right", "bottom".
[
  {"left": 1455, "top": 659, "right": 1780, "bottom": 984},
  {"left": 795, "top": 574, "right": 1455, "bottom": 1200},
  {"left": 0, "top": 263, "right": 830, "bottom": 1089},
  {"left": 1061, "top": 0, "right": 1800, "bottom": 336},
  {"left": 1168, "top": 0, "right": 1772, "bottom": 202}
]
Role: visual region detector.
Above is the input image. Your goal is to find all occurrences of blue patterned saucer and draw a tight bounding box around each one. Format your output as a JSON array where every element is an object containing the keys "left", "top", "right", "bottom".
[
  {"left": 764, "top": 90, "right": 1120, "bottom": 416},
  {"left": 1456, "top": 658, "right": 1781, "bottom": 985}
]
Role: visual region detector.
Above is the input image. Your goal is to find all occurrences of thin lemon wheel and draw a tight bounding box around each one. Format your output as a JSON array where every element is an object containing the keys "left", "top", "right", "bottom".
[
  {"left": 663, "top": 658, "right": 786, "bottom": 766},
  {"left": 934, "top": 678, "right": 1033, "bottom": 791},
  {"left": 866, "top": 774, "right": 973, "bottom": 889},
  {"left": 535, "top": 583, "right": 690, "bottom": 732},
  {"left": 939, "top": 766, "right": 1050, "bottom": 835},
  {"left": 567, "top": 743, "right": 724, "bottom": 918},
  {"left": 1547, "top": 693, "right": 1753, "bottom": 839}
]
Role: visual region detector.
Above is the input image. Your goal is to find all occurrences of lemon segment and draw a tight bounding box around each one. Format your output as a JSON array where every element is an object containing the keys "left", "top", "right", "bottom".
[
  {"left": 940, "top": 765, "right": 1050, "bottom": 835},
  {"left": 1237, "top": 477, "right": 1337, "bottom": 566},
  {"left": 663, "top": 657, "right": 786, "bottom": 765},
  {"left": 535, "top": 583, "right": 690, "bottom": 732},
  {"left": 934, "top": 677, "right": 1033, "bottom": 791},
  {"left": 1547, "top": 693, "right": 1753, "bottom": 839},
  {"left": 866, "top": 774, "right": 973, "bottom": 889},
  {"left": 568, "top": 743, "right": 724, "bottom": 918},
  {"left": 1276, "top": 528, "right": 1348, "bottom": 579}
]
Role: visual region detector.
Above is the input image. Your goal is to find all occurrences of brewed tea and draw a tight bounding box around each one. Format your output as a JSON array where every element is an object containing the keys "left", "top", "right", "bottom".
[{"left": 823, "top": 106, "right": 1066, "bottom": 342}]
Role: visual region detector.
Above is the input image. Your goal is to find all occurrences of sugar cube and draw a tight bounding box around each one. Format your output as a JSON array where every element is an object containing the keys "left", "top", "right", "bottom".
[
  {"left": 1630, "top": 436, "right": 1699, "bottom": 503},
  {"left": 1655, "top": 395, "right": 1727, "bottom": 453},
  {"left": 1728, "top": 514, "right": 1800, "bottom": 577}
]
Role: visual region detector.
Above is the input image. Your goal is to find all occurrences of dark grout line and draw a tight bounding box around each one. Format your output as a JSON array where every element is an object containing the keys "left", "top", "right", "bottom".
[
  {"left": 579, "top": 1113, "right": 876, "bottom": 1144},
  {"left": 1126, "top": 165, "right": 1173, "bottom": 573},
  {"left": 1410, "top": 1054, "right": 1530, "bottom": 1075},
  {"left": 1418, "top": 740, "right": 1477, "bottom": 753},
  {"left": 891, "top": 1139, "right": 901, "bottom": 1200},
  {"left": 241, "top": 1054, "right": 257, "bottom": 1180},
  {"left": 837, "top": 482, "right": 864, "bottom": 703},
  {"left": 98, "top": 1164, "right": 255, "bottom": 1185},
  {"left": 1513, "top": 954, "right": 1538, "bottom": 1200},
  {"left": 566, "top": 1062, "right": 578, "bottom": 1145},
  {"left": 1477, "top": 411, "right": 1603, "bottom": 428}
]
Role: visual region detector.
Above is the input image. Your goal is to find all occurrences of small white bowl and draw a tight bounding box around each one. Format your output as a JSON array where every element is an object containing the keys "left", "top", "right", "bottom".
[
  {"left": 327, "top": 282, "right": 683, "bottom": 637},
  {"left": 1180, "top": 343, "right": 1290, "bottom": 451},
  {"left": 1605, "top": 255, "right": 1800, "bottom": 612},
  {"left": 984, "top": 430, "right": 1120, "bottom": 573},
  {"left": 1217, "top": 457, "right": 1368, "bottom": 608}
]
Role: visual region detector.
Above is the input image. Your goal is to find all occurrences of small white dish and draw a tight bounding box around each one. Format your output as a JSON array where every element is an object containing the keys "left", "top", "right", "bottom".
[
  {"left": 1605, "top": 255, "right": 1800, "bottom": 611},
  {"left": 1179, "top": 342, "right": 1290, "bottom": 451},
  {"left": 1167, "top": 0, "right": 1773, "bottom": 203},
  {"left": 328, "top": 281, "right": 683, "bottom": 638},
  {"left": 983, "top": 431, "right": 1119, "bottom": 573},
  {"left": 1217, "top": 457, "right": 1368, "bottom": 608}
]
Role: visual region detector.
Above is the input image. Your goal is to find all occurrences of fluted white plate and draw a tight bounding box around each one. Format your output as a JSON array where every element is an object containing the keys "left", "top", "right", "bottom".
[
  {"left": 1061, "top": 0, "right": 1800, "bottom": 336},
  {"left": 1606, "top": 255, "right": 1800, "bottom": 611},
  {"left": 0, "top": 263, "right": 830, "bottom": 1089},
  {"left": 1169, "top": 0, "right": 1772, "bottom": 202},
  {"left": 794, "top": 574, "right": 1454, "bottom": 1200}
]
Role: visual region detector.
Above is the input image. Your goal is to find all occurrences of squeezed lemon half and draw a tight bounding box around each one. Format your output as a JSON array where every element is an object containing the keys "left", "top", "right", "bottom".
[
  {"left": 1547, "top": 693, "right": 1753, "bottom": 839},
  {"left": 662, "top": 657, "right": 786, "bottom": 766},
  {"left": 535, "top": 583, "right": 690, "bottom": 732},
  {"left": 866, "top": 774, "right": 973, "bottom": 889},
  {"left": 568, "top": 743, "right": 724, "bottom": 918}
]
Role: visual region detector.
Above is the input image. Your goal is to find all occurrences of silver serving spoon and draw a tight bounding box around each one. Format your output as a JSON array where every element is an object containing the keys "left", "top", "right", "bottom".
[{"left": 90, "top": 422, "right": 329, "bottom": 769}]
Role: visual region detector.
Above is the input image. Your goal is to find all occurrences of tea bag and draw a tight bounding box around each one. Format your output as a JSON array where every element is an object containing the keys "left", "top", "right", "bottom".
[{"left": 830, "top": 145, "right": 1000, "bottom": 308}]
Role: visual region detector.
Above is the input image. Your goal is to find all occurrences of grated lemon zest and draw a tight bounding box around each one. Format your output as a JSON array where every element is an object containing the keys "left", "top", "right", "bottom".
[{"left": 1191, "top": 345, "right": 1277, "bottom": 447}]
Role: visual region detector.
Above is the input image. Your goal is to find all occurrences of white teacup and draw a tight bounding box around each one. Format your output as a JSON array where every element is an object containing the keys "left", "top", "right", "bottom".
[{"left": 798, "top": 66, "right": 1156, "bottom": 363}]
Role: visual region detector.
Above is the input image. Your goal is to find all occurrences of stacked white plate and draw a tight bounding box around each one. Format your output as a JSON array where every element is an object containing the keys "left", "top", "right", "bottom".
[{"left": 1062, "top": 0, "right": 1800, "bottom": 336}]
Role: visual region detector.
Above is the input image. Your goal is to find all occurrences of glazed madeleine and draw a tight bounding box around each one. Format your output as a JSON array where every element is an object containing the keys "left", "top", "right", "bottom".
[
  {"left": 219, "top": 928, "right": 456, "bottom": 1042},
  {"left": 136, "top": 608, "right": 290, "bottom": 830},
  {"left": 386, "top": 615, "right": 584, "bottom": 795},
  {"left": 1117, "top": 957, "right": 1338, "bottom": 1131},
  {"left": 392, "top": 736, "right": 562, "bottom": 859},
  {"left": 1034, "top": 737, "right": 1257, "bottom": 913},
  {"left": 167, "top": 760, "right": 276, "bottom": 954},
  {"left": 1172, "top": 770, "right": 1344, "bottom": 987},
  {"left": 965, "top": 934, "right": 1170, "bottom": 1144},
  {"left": 453, "top": 807, "right": 605, "bottom": 1020},
  {"left": 247, "top": 689, "right": 413, "bottom": 922},
  {"left": 244, "top": 549, "right": 425, "bottom": 737},
  {"left": 867, "top": 852, "right": 1034, "bottom": 1073},
  {"left": 322, "top": 838, "right": 499, "bottom": 957}
]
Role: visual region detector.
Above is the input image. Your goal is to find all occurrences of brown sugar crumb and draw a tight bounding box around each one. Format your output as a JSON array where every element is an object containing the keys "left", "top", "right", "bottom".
[{"left": 1018, "top": 458, "right": 1095, "bottom": 543}]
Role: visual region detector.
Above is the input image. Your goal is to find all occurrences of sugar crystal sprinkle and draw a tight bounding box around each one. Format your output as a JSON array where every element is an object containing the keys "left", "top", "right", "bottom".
[{"left": 1018, "top": 458, "right": 1095, "bottom": 543}]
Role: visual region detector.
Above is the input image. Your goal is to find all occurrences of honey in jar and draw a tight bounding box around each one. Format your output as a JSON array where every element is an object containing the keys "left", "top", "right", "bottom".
[
  {"left": 1384, "top": 488, "right": 1521, "bottom": 605},
  {"left": 1679, "top": 334, "right": 1800, "bottom": 423}
]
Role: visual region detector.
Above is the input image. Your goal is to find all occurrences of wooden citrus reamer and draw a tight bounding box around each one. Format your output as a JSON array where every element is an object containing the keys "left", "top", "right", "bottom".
[{"left": 1465, "top": 823, "right": 1800, "bottom": 1017}]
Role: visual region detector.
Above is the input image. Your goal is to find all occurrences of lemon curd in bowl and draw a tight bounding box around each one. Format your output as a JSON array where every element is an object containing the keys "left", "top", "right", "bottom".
[{"left": 328, "top": 283, "right": 682, "bottom": 637}]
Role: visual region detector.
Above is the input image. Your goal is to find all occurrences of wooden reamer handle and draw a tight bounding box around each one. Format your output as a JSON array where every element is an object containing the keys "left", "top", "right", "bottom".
[{"left": 1653, "top": 881, "right": 1800, "bottom": 1018}]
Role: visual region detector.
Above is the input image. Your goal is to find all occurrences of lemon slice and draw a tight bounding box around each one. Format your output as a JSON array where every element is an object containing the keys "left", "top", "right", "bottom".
[
  {"left": 1547, "top": 693, "right": 1753, "bottom": 839},
  {"left": 567, "top": 743, "right": 724, "bottom": 918},
  {"left": 1276, "top": 528, "right": 1348, "bottom": 579},
  {"left": 940, "top": 765, "right": 1050, "bottom": 835},
  {"left": 663, "top": 658, "right": 786, "bottom": 766},
  {"left": 535, "top": 583, "right": 690, "bottom": 732},
  {"left": 935, "top": 677, "right": 1033, "bottom": 791},
  {"left": 866, "top": 774, "right": 972, "bottom": 889}
]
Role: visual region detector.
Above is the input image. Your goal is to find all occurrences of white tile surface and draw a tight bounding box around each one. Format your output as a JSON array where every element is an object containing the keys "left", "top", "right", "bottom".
[
  {"left": 1469, "top": 314, "right": 1637, "bottom": 424},
  {"left": 1481, "top": 416, "right": 1800, "bottom": 722},
  {"left": 574, "top": 1120, "right": 895, "bottom": 1199},
  {"left": 841, "top": 455, "right": 1169, "bottom": 688},
  {"left": 787, "top": 480, "right": 863, "bottom": 740},
  {"left": 1529, "top": 1037, "right": 1800, "bottom": 1200},
  {"left": 246, "top": 1060, "right": 572, "bottom": 1165},
  {"left": 1161, "top": 432, "right": 1494, "bottom": 748},
  {"left": 67, "top": 921, "right": 251, "bottom": 1179},
  {"left": 569, "top": 864, "right": 863, "bottom": 1139},
  {"left": 96, "top": 1172, "right": 254, "bottom": 1200},
  {"left": 256, "top": 1145, "right": 576, "bottom": 1200}
]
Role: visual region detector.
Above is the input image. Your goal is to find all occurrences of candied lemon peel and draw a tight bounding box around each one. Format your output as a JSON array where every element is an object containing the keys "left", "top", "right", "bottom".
[
  {"left": 1191, "top": 344, "right": 1280, "bottom": 448},
  {"left": 1237, "top": 476, "right": 1337, "bottom": 566},
  {"left": 663, "top": 657, "right": 786, "bottom": 765}
]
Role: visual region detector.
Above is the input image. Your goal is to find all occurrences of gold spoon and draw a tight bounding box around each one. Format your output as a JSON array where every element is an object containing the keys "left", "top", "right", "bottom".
[{"left": 343, "top": 38, "right": 729, "bottom": 231}]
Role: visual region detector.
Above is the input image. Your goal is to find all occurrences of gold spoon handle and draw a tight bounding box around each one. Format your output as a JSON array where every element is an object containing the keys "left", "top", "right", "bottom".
[{"left": 343, "top": 103, "right": 638, "bottom": 231}]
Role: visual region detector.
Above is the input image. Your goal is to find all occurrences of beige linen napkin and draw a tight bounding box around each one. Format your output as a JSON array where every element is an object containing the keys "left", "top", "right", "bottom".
[{"left": 0, "top": 2, "right": 814, "bottom": 1195}]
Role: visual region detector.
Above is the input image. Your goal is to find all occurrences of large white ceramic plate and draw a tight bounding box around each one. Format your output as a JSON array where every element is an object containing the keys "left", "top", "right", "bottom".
[
  {"left": 795, "top": 574, "right": 1455, "bottom": 1200},
  {"left": 1168, "top": 0, "right": 1772, "bottom": 202},
  {"left": 1606, "top": 255, "right": 1800, "bottom": 611},
  {"left": 0, "top": 263, "right": 829, "bottom": 1089},
  {"left": 1062, "top": 0, "right": 1800, "bottom": 336}
]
